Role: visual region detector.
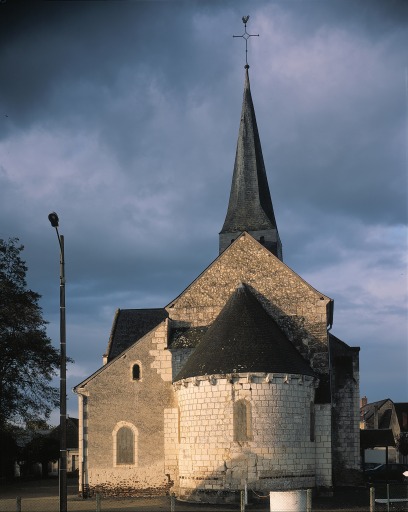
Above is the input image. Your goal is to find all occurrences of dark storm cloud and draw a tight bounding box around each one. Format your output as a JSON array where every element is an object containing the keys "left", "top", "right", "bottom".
[{"left": 0, "top": 0, "right": 406, "bottom": 419}]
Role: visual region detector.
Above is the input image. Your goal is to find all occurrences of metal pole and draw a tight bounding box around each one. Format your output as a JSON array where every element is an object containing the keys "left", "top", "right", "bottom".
[
  {"left": 48, "top": 212, "right": 67, "bottom": 512},
  {"left": 59, "top": 233, "right": 67, "bottom": 512}
]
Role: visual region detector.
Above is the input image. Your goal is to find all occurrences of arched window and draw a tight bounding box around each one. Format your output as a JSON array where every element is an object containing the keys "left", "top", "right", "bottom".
[
  {"left": 132, "top": 363, "right": 141, "bottom": 380},
  {"left": 112, "top": 422, "right": 138, "bottom": 466},
  {"left": 117, "top": 426, "right": 134, "bottom": 464},
  {"left": 233, "top": 399, "right": 252, "bottom": 442}
]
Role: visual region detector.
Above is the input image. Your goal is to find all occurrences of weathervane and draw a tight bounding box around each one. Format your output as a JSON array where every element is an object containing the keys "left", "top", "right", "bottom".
[{"left": 233, "top": 16, "right": 259, "bottom": 68}]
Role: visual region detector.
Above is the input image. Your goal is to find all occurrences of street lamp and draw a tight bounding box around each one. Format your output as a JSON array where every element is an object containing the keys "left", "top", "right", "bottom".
[{"left": 48, "top": 212, "right": 67, "bottom": 512}]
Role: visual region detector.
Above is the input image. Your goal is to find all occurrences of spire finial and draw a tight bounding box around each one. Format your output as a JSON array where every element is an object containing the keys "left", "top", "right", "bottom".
[{"left": 233, "top": 15, "right": 259, "bottom": 67}]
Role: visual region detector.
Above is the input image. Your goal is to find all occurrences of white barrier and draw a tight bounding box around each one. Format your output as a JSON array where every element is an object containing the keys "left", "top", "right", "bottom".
[{"left": 270, "top": 490, "right": 307, "bottom": 512}]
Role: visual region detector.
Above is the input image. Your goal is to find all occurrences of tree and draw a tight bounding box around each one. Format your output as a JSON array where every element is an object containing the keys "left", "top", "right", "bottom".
[
  {"left": 0, "top": 238, "right": 60, "bottom": 433},
  {"left": 396, "top": 432, "right": 408, "bottom": 457},
  {"left": 22, "top": 431, "right": 59, "bottom": 478}
]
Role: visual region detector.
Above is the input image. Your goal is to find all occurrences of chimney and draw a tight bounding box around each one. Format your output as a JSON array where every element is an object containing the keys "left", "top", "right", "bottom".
[{"left": 360, "top": 396, "right": 368, "bottom": 408}]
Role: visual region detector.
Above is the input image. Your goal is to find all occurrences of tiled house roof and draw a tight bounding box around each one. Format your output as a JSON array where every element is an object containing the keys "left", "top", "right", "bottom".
[{"left": 174, "top": 283, "right": 314, "bottom": 381}]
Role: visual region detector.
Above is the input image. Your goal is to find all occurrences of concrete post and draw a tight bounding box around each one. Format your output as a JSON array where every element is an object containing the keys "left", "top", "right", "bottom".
[
  {"left": 240, "top": 490, "right": 245, "bottom": 512},
  {"left": 370, "top": 487, "right": 375, "bottom": 512},
  {"left": 306, "top": 488, "right": 312, "bottom": 512},
  {"left": 96, "top": 492, "right": 101, "bottom": 512}
]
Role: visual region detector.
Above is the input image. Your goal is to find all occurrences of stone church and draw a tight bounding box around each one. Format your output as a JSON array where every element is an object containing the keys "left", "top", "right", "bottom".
[{"left": 74, "top": 64, "right": 361, "bottom": 502}]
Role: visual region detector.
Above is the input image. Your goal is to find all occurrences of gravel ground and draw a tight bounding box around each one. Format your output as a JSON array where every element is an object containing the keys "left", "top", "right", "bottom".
[{"left": 1, "top": 479, "right": 407, "bottom": 512}]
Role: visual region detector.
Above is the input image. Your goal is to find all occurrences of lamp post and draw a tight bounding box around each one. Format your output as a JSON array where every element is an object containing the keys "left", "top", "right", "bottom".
[{"left": 48, "top": 212, "right": 67, "bottom": 512}]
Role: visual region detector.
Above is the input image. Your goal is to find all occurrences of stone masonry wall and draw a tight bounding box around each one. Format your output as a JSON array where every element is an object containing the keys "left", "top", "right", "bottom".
[
  {"left": 78, "top": 321, "right": 176, "bottom": 495},
  {"left": 331, "top": 348, "right": 361, "bottom": 485},
  {"left": 315, "top": 404, "right": 332, "bottom": 489},
  {"left": 167, "top": 234, "right": 331, "bottom": 376},
  {"left": 174, "top": 373, "right": 317, "bottom": 502}
]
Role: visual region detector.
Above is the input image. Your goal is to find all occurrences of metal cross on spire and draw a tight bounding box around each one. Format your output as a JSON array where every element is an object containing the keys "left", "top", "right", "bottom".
[{"left": 233, "top": 16, "right": 259, "bottom": 68}]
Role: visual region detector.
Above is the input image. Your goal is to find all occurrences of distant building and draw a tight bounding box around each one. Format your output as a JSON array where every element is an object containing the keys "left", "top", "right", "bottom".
[
  {"left": 360, "top": 397, "right": 408, "bottom": 468},
  {"left": 48, "top": 417, "right": 79, "bottom": 476},
  {"left": 74, "top": 65, "right": 360, "bottom": 502}
]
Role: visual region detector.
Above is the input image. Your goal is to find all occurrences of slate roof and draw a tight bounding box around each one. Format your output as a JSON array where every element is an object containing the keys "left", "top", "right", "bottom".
[
  {"left": 105, "top": 308, "right": 168, "bottom": 361},
  {"left": 220, "top": 67, "right": 279, "bottom": 235},
  {"left": 174, "top": 283, "right": 314, "bottom": 381},
  {"left": 170, "top": 326, "right": 209, "bottom": 349}
]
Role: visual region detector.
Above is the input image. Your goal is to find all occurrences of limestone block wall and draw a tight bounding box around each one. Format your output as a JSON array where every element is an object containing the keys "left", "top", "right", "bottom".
[
  {"left": 314, "top": 404, "right": 332, "bottom": 489},
  {"left": 174, "top": 373, "right": 317, "bottom": 502},
  {"left": 332, "top": 349, "right": 361, "bottom": 485},
  {"left": 167, "top": 234, "right": 331, "bottom": 375},
  {"left": 164, "top": 408, "right": 179, "bottom": 486},
  {"left": 77, "top": 321, "right": 176, "bottom": 495}
]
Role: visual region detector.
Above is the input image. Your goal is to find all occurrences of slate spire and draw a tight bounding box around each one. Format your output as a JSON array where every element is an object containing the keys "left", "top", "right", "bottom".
[{"left": 219, "top": 66, "right": 282, "bottom": 259}]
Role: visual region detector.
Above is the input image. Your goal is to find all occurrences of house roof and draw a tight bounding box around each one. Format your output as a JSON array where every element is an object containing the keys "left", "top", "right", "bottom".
[
  {"left": 360, "top": 429, "right": 395, "bottom": 449},
  {"left": 105, "top": 308, "right": 168, "bottom": 361},
  {"left": 361, "top": 399, "right": 393, "bottom": 429},
  {"left": 220, "top": 67, "right": 279, "bottom": 235},
  {"left": 174, "top": 283, "right": 314, "bottom": 381}
]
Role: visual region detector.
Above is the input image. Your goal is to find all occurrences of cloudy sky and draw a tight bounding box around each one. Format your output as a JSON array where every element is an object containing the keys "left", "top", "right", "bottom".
[{"left": 1, "top": 0, "right": 407, "bottom": 422}]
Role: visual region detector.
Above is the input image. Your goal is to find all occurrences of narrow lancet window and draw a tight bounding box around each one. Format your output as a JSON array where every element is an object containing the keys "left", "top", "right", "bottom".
[
  {"left": 116, "top": 426, "right": 134, "bottom": 464},
  {"left": 233, "top": 399, "right": 252, "bottom": 442},
  {"left": 132, "top": 363, "right": 141, "bottom": 380}
]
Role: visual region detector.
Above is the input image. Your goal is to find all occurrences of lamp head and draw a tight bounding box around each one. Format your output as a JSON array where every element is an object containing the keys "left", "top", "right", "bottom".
[{"left": 48, "top": 212, "right": 59, "bottom": 228}]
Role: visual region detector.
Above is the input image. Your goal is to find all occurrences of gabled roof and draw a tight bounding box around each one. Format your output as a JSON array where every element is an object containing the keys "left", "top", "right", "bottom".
[
  {"left": 105, "top": 308, "right": 168, "bottom": 361},
  {"left": 174, "top": 283, "right": 314, "bottom": 381},
  {"left": 220, "top": 67, "right": 278, "bottom": 235},
  {"left": 361, "top": 399, "right": 394, "bottom": 430},
  {"left": 167, "top": 232, "right": 332, "bottom": 315}
]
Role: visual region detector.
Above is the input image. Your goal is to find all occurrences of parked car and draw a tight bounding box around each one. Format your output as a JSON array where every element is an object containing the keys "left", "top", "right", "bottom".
[{"left": 365, "top": 463, "right": 408, "bottom": 482}]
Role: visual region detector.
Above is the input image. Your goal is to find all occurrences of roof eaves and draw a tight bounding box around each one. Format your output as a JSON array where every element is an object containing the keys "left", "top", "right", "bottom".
[{"left": 104, "top": 308, "right": 121, "bottom": 360}]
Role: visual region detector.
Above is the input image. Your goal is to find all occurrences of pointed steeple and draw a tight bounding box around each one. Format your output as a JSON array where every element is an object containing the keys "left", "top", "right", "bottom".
[{"left": 219, "top": 66, "right": 282, "bottom": 259}]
